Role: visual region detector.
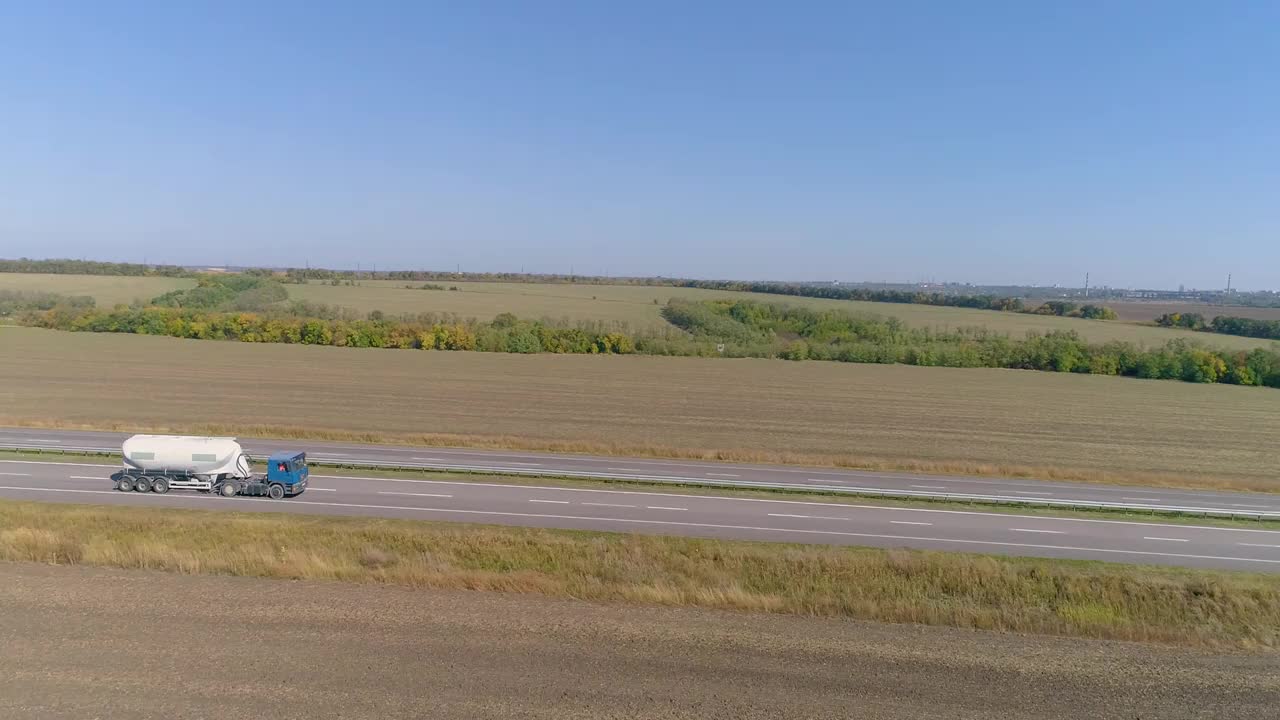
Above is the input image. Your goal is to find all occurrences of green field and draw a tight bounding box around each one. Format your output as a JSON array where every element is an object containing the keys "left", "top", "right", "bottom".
[
  {"left": 4, "top": 271, "right": 1275, "bottom": 349},
  {"left": 3, "top": 326, "right": 1278, "bottom": 491}
]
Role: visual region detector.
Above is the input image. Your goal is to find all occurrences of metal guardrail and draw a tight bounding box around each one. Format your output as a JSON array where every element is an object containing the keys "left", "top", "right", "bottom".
[{"left": 2, "top": 442, "right": 1278, "bottom": 521}]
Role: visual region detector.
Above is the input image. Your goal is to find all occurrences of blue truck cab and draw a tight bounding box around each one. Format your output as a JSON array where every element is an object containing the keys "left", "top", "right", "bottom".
[{"left": 262, "top": 450, "right": 307, "bottom": 497}]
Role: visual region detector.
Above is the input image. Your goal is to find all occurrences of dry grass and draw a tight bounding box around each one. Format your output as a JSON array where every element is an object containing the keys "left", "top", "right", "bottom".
[
  {"left": 3, "top": 327, "right": 1280, "bottom": 492},
  {"left": 2, "top": 499, "right": 1278, "bottom": 649},
  {"left": 289, "top": 280, "right": 703, "bottom": 329},
  {"left": 0, "top": 273, "right": 195, "bottom": 307}
]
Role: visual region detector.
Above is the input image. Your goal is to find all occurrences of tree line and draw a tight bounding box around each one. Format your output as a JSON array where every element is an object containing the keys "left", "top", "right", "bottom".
[
  {"left": 0, "top": 258, "right": 191, "bottom": 277},
  {"left": 0, "top": 289, "right": 95, "bottom": 317},
  {"left": 23, "top": 305, "right": 636, "bottom": 354},
  {"left": 150, "top": 275, "right": 289, "bottom": 311},
  {"left": 1156, "top": 312, "right": 1280, "bottom": 341},
  {"left": 658, "top": 299, "right": 1280, "bottom": 387}
]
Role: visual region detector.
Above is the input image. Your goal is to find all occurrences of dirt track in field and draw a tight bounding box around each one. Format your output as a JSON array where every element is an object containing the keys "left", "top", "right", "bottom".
[{"left": 0, "top": 562, "right": 1275, "bottom": 719}]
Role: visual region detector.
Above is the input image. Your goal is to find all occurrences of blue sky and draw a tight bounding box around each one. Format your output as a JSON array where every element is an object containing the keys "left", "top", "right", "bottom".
[{"left": 2, "top": 2, "right": 1277, "bottom": 289}]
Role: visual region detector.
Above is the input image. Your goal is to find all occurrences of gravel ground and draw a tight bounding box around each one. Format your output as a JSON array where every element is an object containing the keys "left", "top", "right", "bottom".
[{"left": 0, "top": 562, "right": 1275, "bottom": 719}]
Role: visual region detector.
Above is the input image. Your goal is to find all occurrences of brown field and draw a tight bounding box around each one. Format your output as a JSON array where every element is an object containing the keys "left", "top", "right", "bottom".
[
  {"left": 2, "top": 326, "right": 1279, "bottom": 491},
  {"left": 6, "top": 564, "right": 1276, "bottom": 720},
  {"left": 0, "top": 273, "right": 194, "bottom": 307},
  {"left": 1105, "top": 300, "right": 1280, "bottom": 323}
]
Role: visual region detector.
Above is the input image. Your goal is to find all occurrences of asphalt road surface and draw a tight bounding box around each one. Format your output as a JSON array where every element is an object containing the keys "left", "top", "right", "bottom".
[
  {"left": 3, "top": 427, "right": 1279, "bottom": 515},
  {"left": 3, "top": 455, "right": 1280, "bottom": 570},
  {"left": 3, "top": 563, "right": 1277, "bottom": 720}
]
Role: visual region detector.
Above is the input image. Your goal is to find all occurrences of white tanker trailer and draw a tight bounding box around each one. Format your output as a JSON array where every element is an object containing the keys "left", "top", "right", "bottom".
[{"left": 113, "top": 434, "right": 308, "bottom": 499}]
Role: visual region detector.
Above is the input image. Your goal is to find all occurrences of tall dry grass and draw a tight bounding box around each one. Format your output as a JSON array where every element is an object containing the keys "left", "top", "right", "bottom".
[{"left": 1, "top": 500, "right": 1278, "bottom": 649}]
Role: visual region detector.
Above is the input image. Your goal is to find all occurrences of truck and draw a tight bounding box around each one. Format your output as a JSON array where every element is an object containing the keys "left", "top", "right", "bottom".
[{"left": 112, "top": 434, "right": 308, "bottom": 499}]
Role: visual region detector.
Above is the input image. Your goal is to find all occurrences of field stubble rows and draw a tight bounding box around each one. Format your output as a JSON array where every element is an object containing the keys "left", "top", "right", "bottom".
[{"left": 1, "top": 327, "right": 1277, "bottom": 491}]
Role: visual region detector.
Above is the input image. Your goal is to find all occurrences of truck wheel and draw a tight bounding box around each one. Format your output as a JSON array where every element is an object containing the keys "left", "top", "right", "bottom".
[
  {"left": 133, "top": 477, "right": 152, "bottom": 493},
  {"left": 151, "top": 478, "right": 170, "bottom": 494},
  {"left": 116, "top": 476, "right": 135, "bottom": 492},
  {"left": 268, "top": 484, "right": 285, "bottom": 500},
  {"left": 219, "top": 482, "right": 238, "bottom": 497}
]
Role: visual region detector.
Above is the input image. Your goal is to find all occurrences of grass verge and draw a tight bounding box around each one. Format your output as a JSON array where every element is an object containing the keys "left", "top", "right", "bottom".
[
  {"left": 3, "top": 448, "right": 1277, "bottom": 529},
  {"left": 2, "top": 416, "right": 1273, "bottom": 495},
  {"left": 2, "top": 500, "right": 1278, "bottom": 650}
]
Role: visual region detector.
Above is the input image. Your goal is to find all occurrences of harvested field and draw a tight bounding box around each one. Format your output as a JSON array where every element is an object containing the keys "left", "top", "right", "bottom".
[
  {"left": 289, "top": 279, "right": 711, "bottom": 328},
  {"left": 0, "top": 273, "right": 194, "bottom": 307},
  {"left": 1105, "top": 300, "right": 1280, "bottom": 323},
  {"left": 2, "top": 326, "right": 1278, "bottom": 490},
  {"left": 4, "top": 563, "right": 1276, "bottom": 720}
]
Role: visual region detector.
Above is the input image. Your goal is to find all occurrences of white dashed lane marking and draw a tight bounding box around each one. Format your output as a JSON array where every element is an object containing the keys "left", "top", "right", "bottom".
[{"left": 377, "top": 491, "right": 453, "bottom": 498}]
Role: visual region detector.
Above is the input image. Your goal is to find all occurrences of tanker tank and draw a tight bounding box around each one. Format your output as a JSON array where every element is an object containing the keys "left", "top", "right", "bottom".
[{"left": 121, "top": 434, "right": 252, "bottom": 480}]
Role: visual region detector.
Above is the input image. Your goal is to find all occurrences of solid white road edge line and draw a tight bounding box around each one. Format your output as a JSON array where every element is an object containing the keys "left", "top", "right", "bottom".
[{"left": 376, "top": 491, "right": 453, "bottom": 498}]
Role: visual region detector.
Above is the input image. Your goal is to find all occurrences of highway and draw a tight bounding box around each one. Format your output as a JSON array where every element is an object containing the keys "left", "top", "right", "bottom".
[
  {"left": 2, "top": 454, "right": 1280, "bottom": 570},
  {"left": 2, "top": 427, "right": 1278, "bottom": 516}
]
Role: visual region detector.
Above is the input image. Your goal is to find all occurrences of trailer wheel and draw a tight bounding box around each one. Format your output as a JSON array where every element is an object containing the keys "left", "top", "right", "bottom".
[
  {"left": 219, "top": 482, "right": 238, "bottom": 497},
  {"left": 133, "top": 477, "right": 152, "bottom": 493},
  {"left": 267, "top": 484, "right": 285, "bottom": 500},
  {"left": 116, "top": 476, "right": 135, "bottom": 492},
  {"left": 151, "top": 478, "right": 170, "bottom": 494}
]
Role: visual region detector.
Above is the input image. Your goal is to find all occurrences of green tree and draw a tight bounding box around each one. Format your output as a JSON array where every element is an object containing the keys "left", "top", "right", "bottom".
[{"left": 504, "top": 329, "right": 541, "bottom": 353}]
